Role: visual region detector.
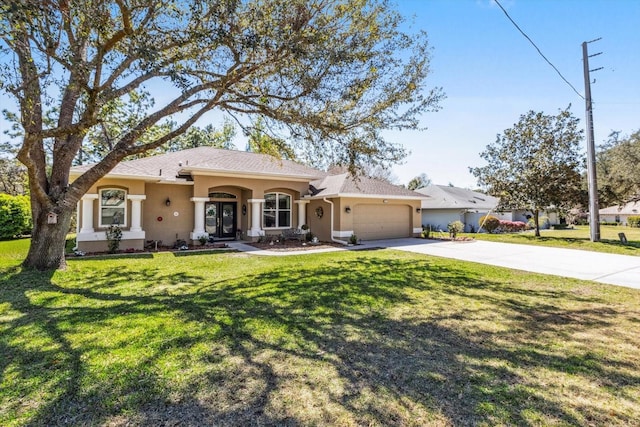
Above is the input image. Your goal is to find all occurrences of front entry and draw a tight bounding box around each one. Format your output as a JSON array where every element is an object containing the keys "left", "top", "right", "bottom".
[{"left": 205, "top": 202, "right": 237, "bottom": 239}]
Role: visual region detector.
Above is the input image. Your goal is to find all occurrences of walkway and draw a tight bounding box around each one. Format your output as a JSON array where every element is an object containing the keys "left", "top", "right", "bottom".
[{"left": 228, "top": 239, "right": 640, "bottom": 289}]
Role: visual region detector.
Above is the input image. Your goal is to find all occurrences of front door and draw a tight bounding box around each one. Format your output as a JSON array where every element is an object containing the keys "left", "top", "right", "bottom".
[{"left": 205, "top": 202, "right": 237, "bottom": 239}]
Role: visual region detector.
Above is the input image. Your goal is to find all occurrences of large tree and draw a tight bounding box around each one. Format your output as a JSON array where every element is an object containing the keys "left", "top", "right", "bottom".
[
  {"left": 596, "top": 130, "right": 640, "bottom": 206},
  {"left": 0, "top": 0, "right": 443, "bottom": 270},
  {"left": 470, "top": 108, "right": 584, "bottom": 237}
]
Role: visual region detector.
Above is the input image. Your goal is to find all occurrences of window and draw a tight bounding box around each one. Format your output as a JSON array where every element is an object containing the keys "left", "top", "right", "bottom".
[
  {"left": 100, "top": 188, "right": 127, "bottom": 227},
  {"left": 263, "top": 192, "right": 291, "bottom": 228},
  {"left": 208, "top": 192, "right": 236, "bottom": 199}
]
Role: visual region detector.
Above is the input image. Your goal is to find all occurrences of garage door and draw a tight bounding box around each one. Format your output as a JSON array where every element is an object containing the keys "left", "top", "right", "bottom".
[{"left": 353, "top": 204, "right": 412, "bottom": 240}]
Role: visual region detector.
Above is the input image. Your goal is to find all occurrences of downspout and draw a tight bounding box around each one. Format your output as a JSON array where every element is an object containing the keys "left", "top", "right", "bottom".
[{"left": 323, "top": 197, "right": 349, "bottom": 245}]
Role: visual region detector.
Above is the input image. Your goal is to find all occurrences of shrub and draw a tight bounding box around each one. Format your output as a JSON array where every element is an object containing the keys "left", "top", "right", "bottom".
[
  {"left": 0, "top": 193, "right": 32, "bottom": 239},
  {"left": 105, "top": 225, "right": 122, "bottom": 253},
  {"left": 478, "top": 215, "right": 500, "bottom": 233},
  {"left": 447, "top": 220, "right": 464, "bottom": 238},
  {"left": 599, "top": 221, "right": 619, "bottom": 226},
  {"left": 498, "top": 220, "right": 527, "bottom": 233},
  {"left": 349, "top": 233, "right": 358, "bottom": 244},
  {"left": 628, "top": 216, "right": 640, "bottom": 228}
]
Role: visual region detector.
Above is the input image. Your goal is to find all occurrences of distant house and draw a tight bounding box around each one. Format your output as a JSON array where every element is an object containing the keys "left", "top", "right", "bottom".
[
  {"left": 416, "top": 185, "right": 500, "bottom": 232},
  {"left": 70, "top": 147, "right": 426, "bottom": 252},
  {"left": 599, "top": 201, "right": 640, "bottom": 225}
]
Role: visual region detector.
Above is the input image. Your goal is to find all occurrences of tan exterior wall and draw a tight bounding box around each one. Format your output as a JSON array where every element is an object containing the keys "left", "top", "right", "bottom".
[
  {"left": 307, "top": 199, "right": 332, "bottom": 242},
  {"left": 77, "top": 174, "right": 316, "bottom": 251},
  {"left": 144, "top": 183, "right": 195, "bottom": 245}
]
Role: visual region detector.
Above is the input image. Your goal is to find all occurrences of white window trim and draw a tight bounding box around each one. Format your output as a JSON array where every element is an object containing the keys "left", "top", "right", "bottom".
[
  {"left": 99, "top": 188, "right": 128, "bottom": 227},
  {"left": 263, "top": 192, "right": 292, "bottom": 229}
]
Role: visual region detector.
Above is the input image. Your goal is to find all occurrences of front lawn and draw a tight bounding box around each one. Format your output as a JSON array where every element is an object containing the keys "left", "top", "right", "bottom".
[
  {"left": 1, "top": 239, "right": 639, "bottom": 426},
  {"left": 461, "top": 225, "right": 640, "bottom": 256}
]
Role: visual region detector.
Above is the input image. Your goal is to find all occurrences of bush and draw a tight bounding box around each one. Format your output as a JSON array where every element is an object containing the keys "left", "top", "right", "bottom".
[
  {"left": 478, "top": 215, "right": 500, "bottom": 233},
  {"left": 0, "top": 193, "right": 32, "bottom": 239},
  {"left": 105, "top": 225, "right": 122, "bottom": 253},
  {"left": 599, "top": 221, "right": 619, "bottom": 226},
  {"left": 447, "top": 220, "right": 464, "bottom": 238},
  {"left": 498, "top": 220, "right": 527, "bottom": 233},
  {"left": 628, "top": 216, "right": 640, "bottom": 228}
]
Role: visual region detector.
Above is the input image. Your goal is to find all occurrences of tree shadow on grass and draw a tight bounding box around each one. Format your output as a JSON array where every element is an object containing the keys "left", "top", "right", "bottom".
[{"left": 1, "top": 253, "right": 638, "bottom": 426}]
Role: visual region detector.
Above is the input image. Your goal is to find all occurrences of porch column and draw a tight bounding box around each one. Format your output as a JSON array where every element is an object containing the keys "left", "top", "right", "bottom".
[
  {"left": 190, "top": 197, "right": 210, "bottom": 239},
  {"left": 295, "top": 199, "right": 310, "bottom": 229},
  {"left": 247, "top": 198, "right": 265, "bottom": 237},
  {"left": 80, "top": 194, "right": 99, "bottom": 233},
  {"left": 127, "top": 195, "right": 146, "bottom": 232}
]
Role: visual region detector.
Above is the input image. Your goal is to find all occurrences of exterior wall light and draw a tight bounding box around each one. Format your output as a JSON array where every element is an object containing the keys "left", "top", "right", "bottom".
[
  {"left": 165, "top": 198, "right": 171, "bottom": 206},
  {"left": 345, "top": 207, "right": 351, "bottom": 213}
]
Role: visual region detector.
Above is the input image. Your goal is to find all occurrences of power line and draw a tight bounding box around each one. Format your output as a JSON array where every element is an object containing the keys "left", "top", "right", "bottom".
[{"left": 494, "top": 0, "right": 585, "bottom": 100}]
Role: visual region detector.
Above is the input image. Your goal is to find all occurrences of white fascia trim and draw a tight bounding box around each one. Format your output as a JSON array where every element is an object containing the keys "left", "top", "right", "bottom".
[
  {"left": 309, "top": 193, "right": 427, "bottom": 201},
  {"left": 77, "top": 230, "right": 146, "bottom": 241},
  {"left": 184, "top": 168, "right": 323, "bottom": 182},
  {"left": 71, "top": 172, "right": 193, "bottom": 185}
]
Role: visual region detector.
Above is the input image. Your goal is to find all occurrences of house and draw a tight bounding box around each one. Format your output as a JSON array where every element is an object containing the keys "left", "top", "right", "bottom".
[
  {"left": 599, "top": 201, "right": 640, "bottom": 225},
  {"left": 70, "top": 147, "right": 426, "bottom": 252},
  {"left": 415, "top": 185, "right": 500, "bottom": 232}
]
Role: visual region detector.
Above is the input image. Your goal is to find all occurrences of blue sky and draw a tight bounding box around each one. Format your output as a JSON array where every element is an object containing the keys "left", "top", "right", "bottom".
[
  {"left": 390, "top": 0, "right": 640, "bottom": 188},
  {"left": 2, "top": 0, "right": 639, "bottom": 189}
]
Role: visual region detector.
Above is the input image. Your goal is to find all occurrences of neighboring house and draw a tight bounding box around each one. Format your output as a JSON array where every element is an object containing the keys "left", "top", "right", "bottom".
[
  {"left": 416, "top": 185, "right": 500, "bottom": 232},
  {"left": 70, "top": 147, "right": 426, "bottom": 252},
  {"left": 599, "top": 201, "right": 640, "bottom": 225}
]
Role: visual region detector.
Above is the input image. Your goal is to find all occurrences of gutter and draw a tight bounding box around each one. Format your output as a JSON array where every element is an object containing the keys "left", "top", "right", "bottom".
[{"left": 323, "top": 197, "right": 349, "bottom": 245}]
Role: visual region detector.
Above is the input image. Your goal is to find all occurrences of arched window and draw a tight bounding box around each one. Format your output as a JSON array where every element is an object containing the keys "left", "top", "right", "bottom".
[
  {"left": 263, "top": 192, "right": 291, "bottom": 228},
  {"left": 99, "top": 188, "right": 127, "bottom": 227}
]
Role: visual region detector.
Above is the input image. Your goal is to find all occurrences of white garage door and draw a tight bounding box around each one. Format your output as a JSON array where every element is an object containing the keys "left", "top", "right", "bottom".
[{"left": 353, "top": 204, "right": 412, "bottom": 240}]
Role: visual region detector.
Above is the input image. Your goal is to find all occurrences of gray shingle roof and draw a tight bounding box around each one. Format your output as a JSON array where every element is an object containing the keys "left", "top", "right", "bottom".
[
  {"left": 599, "top": 201, "right": 640, "bottom": 215},
  {"left": 310, "top": 173, "right": 427, "bottom": 199},
  {"left": 416, "top": 185, "right": 499, "bottom": 210},
  {"left": 70, "top": 147, "right": 327, "bottom": 181}
]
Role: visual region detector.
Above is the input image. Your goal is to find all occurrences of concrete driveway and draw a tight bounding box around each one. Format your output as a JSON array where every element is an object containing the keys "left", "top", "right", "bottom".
[{"left": 365, "top": 238, "right": 640, "bottom": 289}]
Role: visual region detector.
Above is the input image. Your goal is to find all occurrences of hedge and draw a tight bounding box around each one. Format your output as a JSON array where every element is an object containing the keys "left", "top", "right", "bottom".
[{"left": 0, "top": 193, "right": 33, "bottom": 239}]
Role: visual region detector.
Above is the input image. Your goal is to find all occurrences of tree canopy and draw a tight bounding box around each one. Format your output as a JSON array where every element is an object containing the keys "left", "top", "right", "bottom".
[
  {"left": 470, "top": 108, "right": 584, "bottom": 236},
  {"left": 407, "top": 173, "right": 431, "bottom": 190},
  {"left": 596, "top": 130, "right": 640, "bottom": 206},
  {"left": 0, "top": 0, "right": 442, "bottom": 269}
]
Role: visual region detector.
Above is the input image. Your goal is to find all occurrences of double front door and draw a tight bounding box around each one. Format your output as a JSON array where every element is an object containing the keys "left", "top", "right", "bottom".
[{"left": 205, "top": 202, "right": 236, "bottom": 239}]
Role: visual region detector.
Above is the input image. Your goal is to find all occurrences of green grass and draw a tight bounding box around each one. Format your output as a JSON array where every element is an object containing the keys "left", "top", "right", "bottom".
[
  {"left": 461, "top": 225, "right": 640, "bottom": 256},
  {"left": 1, "top": 238, "right": 640, "bottom": 426}
]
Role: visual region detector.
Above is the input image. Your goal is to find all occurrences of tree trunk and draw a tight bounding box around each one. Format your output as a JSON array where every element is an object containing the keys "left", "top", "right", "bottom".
[
  {"left": 533, "top": 209, "right": 541, "bottom": 237},
  {"left": 23, "top": 207, "right": 74, "bottom": 271}
]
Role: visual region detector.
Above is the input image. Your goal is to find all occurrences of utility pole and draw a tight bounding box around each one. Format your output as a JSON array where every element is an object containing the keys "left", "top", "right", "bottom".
[{"left": 582, "top": 39, "right": 602, "bottom": 242}]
